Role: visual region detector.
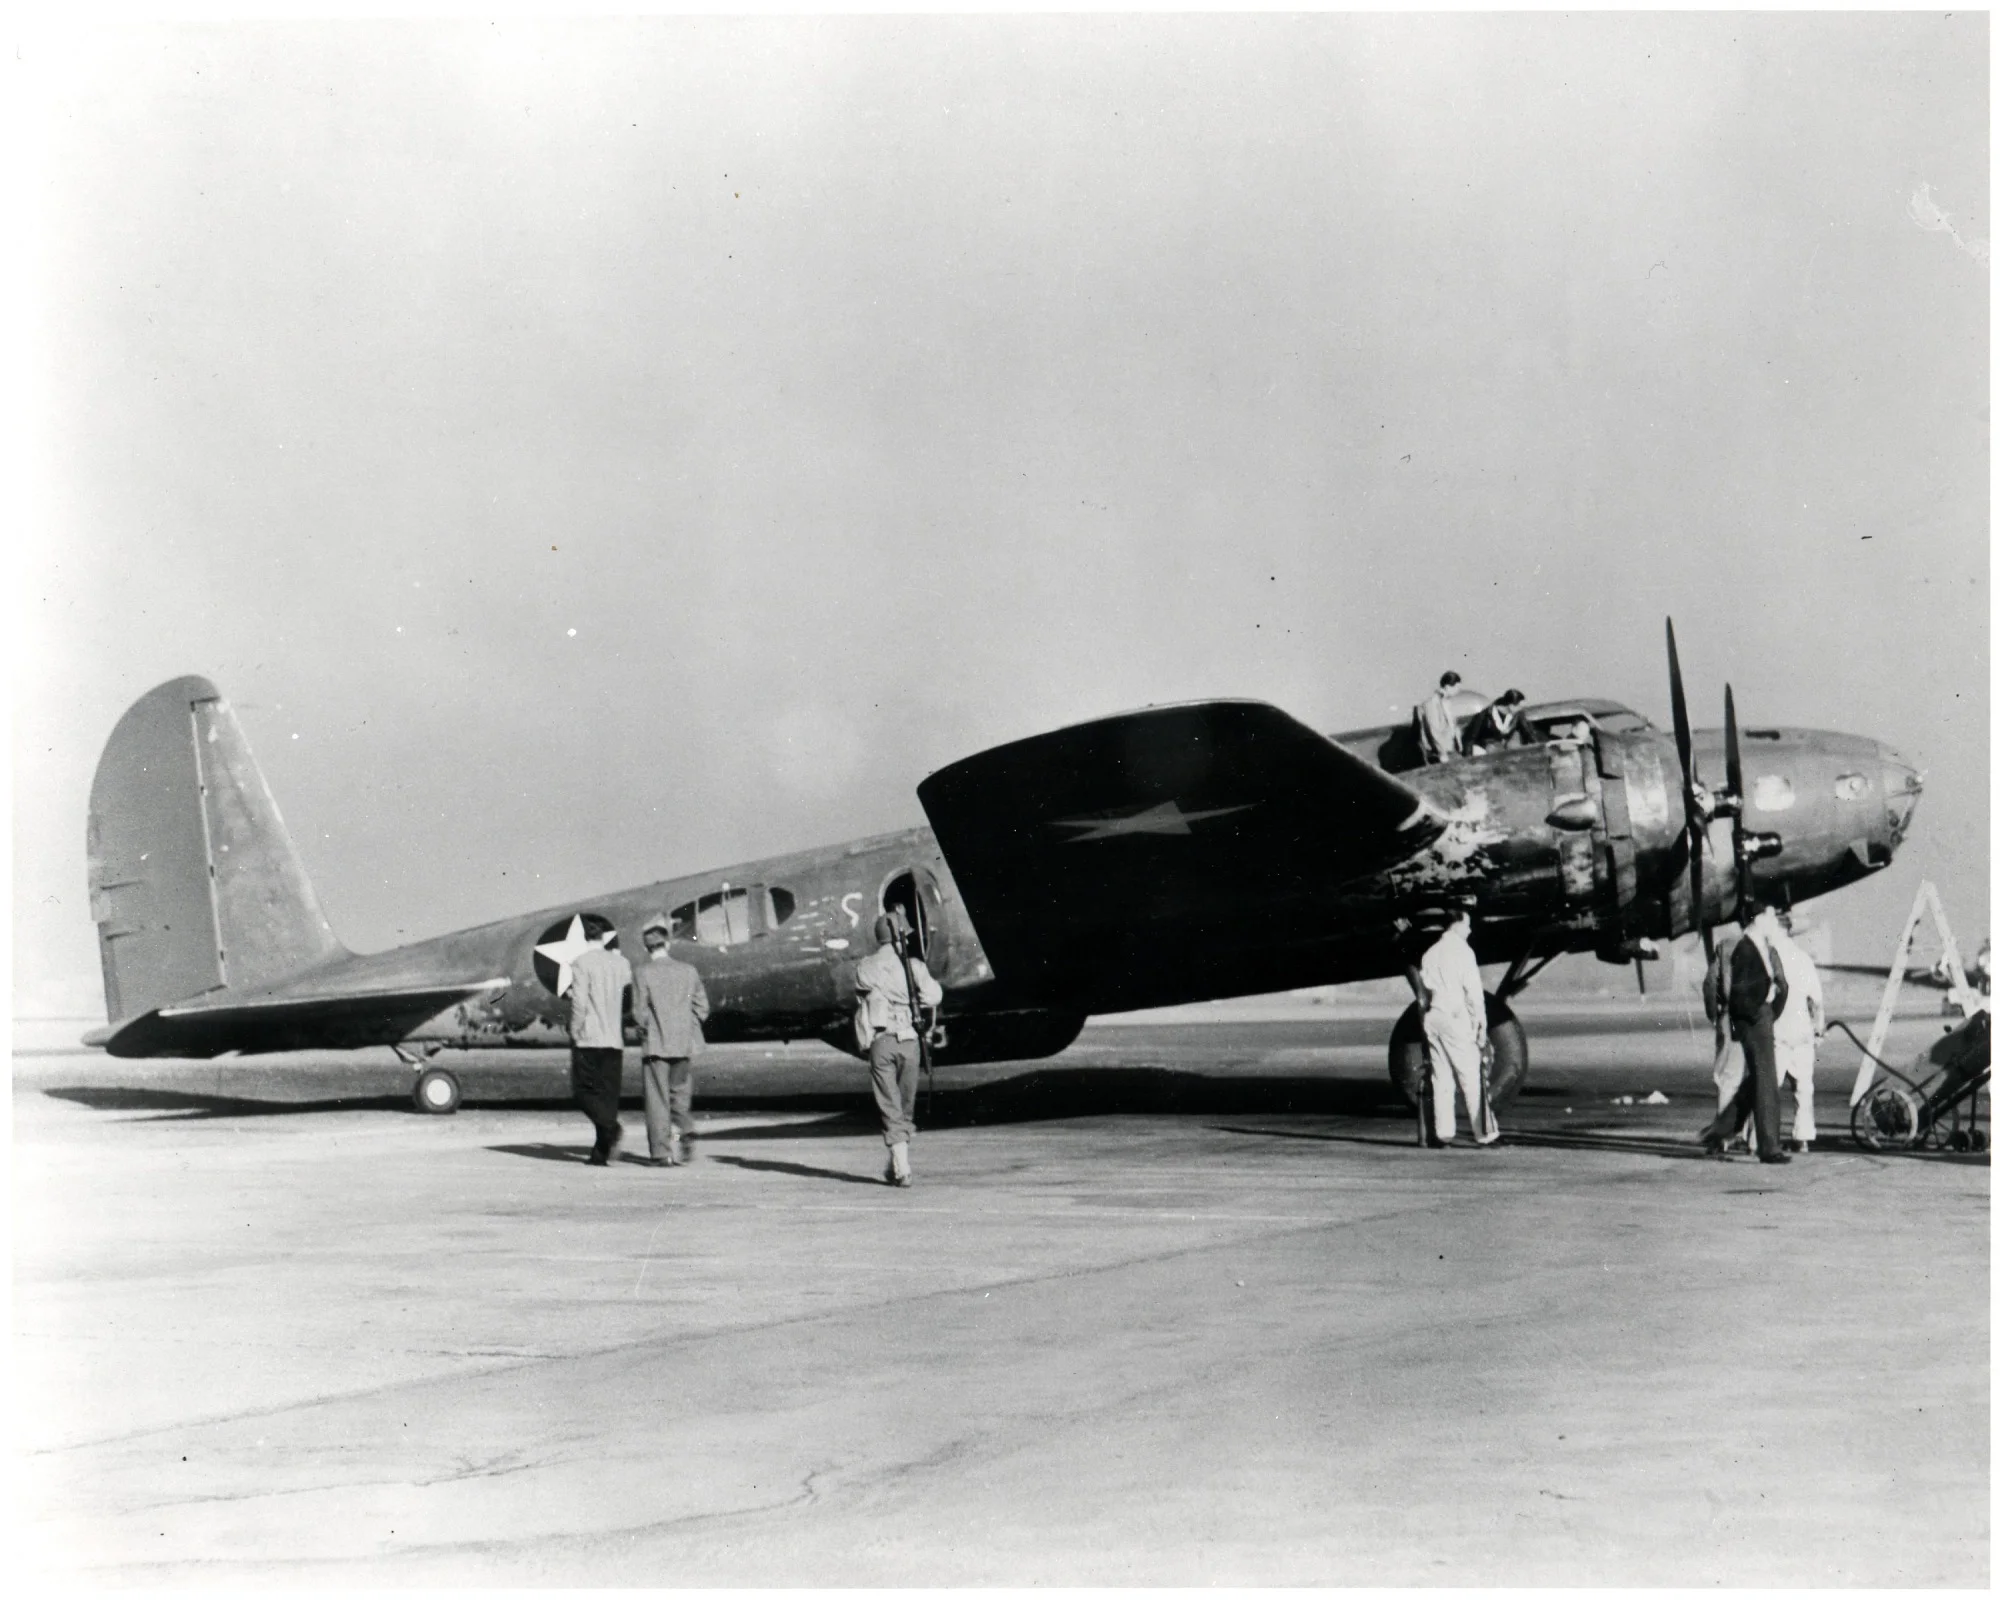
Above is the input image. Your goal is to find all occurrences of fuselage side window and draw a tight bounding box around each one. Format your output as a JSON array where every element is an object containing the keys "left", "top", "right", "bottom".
[
  {"left": 669, "top": 901, "right": 697, "bottom": 941},
  {"left": 766, "top": 886, "right": 796, "bottom": 927},
  {"left": 695, "top": 888, "right": 752, "bottom": 945}
]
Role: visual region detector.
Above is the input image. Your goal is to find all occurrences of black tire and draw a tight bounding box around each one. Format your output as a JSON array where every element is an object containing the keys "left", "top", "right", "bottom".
[
  {"left": 412, "top": 1066, "right": 462, "bottom": 1116},
  {"left": 1390, "top": 995, "right": 1529, "bottom": 1112}
]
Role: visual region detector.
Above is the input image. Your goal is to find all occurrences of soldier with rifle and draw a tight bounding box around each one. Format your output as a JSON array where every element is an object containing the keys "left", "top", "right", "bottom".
[{"left": 854, "top": 911, "right": 943, "bottom": 1188}]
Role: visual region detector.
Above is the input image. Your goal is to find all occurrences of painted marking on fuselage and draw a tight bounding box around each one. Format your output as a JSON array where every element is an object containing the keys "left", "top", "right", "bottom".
[{"left": 840, "top": 892, "right": 863, "bottom": 928}]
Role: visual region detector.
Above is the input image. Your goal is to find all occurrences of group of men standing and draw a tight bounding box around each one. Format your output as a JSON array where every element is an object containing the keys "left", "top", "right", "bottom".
[
  {"left": 1410, "top": 897, "right": 1827, "bottom": 1159},
  {"left": 1699, "top": 903, "right": 1824, "bottom": 1162},
  {"left": 561, "top": 910, "right": 941, "bottom": 1187},
  {"left": 563, "top": 917, "right": 710, "bottom": 1168}
]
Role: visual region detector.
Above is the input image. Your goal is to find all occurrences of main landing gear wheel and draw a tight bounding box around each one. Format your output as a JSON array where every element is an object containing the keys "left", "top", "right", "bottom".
[
  {"left": 412, "top": 1066, "right": 462, "bottom": 1116},
  {"left": 1390, "top": 994, "right": 1529, "bottom": 1112}
]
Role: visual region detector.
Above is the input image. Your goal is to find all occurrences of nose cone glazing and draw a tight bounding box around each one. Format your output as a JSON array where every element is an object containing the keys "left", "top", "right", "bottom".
[{"left": 1879, "top": 746, "right": 1924, "bottom": 847}]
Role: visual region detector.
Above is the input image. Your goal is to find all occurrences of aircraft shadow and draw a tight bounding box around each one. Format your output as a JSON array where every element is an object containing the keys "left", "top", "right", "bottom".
[
  {"left": 701, "top": 1067, "right": 1406, "bottom": 1131},
  {"left": 1212, "top": 1122, "right": 1716, "bottom": 1161},
  {"left": 40, "top": 1085, "right": 421, "bottom": 1120},
  {"left": 707, "top": 1154, "right": 887, "bottom": 1188}
]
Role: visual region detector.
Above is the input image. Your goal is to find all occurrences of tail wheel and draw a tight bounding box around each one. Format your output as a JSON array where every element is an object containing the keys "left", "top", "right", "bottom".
[
  {"left": 1849, "top": 1084, "right": 1920, "bottom": 1150},
  {"left": 1389, "top": 995, "right": 1530, "bottom": 1112},
  {"left": 413, "top": 1066, "right": 462, "bottom": 1116}
]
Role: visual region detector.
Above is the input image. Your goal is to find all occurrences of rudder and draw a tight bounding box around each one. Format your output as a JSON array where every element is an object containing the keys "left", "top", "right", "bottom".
[{"left": 88, "top": 677, "right": 347, "bottom": 1022}]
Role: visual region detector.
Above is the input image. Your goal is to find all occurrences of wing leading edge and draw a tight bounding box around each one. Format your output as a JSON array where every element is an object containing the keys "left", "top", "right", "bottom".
[{"left": 917, "top": 700, "right": 1442, "bottom": 1005}]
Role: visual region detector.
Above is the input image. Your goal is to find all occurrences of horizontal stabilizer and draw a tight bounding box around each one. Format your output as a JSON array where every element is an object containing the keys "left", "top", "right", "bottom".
[
  {"left": 917, "top": 700, "right": 1441, "bottom": 1000},
  {"left": 88, "top": 980, "right": 507, "bottom": 1058}
]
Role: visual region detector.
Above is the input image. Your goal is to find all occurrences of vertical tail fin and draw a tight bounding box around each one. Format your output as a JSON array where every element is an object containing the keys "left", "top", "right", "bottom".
[{"left": 87, "top": 677, "right": 347, "bottom": 1022}]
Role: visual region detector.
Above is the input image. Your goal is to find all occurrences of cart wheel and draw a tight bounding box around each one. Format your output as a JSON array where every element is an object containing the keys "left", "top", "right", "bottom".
[
  {"left": 1970, "top": 1130, "right": 1989, "bottom": 1153},
  {"left": 1947, "top": 1127, "right": 1972, "bottom": 1152},
  {"left": 413, "top": 1066, "right": 462, "bottom": 1115},
  {"left": 1850, "top": 1084, "right": 1921, "bottom": 1151}
]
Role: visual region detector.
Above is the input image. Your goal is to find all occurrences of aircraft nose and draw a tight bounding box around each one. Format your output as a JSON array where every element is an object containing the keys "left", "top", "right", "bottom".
[{"left": 1878, "top": 746, "right": 1924, "bottom": 847}]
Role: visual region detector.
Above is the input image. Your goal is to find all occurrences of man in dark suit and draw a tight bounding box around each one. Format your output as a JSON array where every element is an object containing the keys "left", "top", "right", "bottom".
[
  {"left": 1701, "top": 902, "right": 1791, "bottom": 1163},
  {"left": 633, "top": 914, "right": 711, "bottom": 1166}
]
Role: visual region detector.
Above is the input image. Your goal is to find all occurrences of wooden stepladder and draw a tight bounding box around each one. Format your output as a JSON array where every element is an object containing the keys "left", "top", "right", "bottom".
[{"left": 1849, "top": 879, "right": 1972, "bottom": 1107}]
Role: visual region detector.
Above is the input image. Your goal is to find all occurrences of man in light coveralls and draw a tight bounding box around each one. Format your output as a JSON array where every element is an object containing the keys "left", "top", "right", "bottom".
[
  {"left": 1769, "top": 910, "right": 1825, "bottom": 1152},
  {"left": 1417, "top": 904, "right": 1499, "bottom": 1147}
]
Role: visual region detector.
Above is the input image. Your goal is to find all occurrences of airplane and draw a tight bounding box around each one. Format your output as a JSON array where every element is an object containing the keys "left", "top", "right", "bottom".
[{"left": 84, "top": 623, "right": 1924, "bottom": 1115}]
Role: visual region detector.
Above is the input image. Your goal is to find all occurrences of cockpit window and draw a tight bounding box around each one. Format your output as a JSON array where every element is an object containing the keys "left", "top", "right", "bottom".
[{"left": 1592, "top": 710, "right": 1655, "bottom": 734}]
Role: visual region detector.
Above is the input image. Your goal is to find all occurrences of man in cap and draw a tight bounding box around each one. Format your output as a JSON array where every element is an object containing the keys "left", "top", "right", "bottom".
[
  {"left": 632, "top": 914, "right": 710, "bottom": 1166},
  {"left": 1414, "top": 903, "right": 1499, "bottom": 1146},
  {"left": 1414, "top": 671, "right": 1465, "bottom": 765},
  {"left": 1700, "top": 901, "right": 1790, "bottom": 1163},
  {"left": 565, "top": 925, "right": 633, "bottom": 1167},
  {"left": 854, "top": 912, "right": 943, "bottom": 1187},
  {"left": 1463, "top": 688, "right": 1534, "bottom": 755}
]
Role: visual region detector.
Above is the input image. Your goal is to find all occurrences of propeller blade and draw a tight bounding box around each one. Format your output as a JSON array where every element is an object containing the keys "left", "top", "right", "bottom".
[
  {"left": 1724, "top": 683, "right": 1743, "bottom": 806},
  {"left": 1692, "top": 826, "right": 1712, "bottom": 963},
  {"left": 1666, "top": 618, "right": 1695, "bottom": 785},
  {"left": 1723, "top": 683, "right": 1751, "bottom": 920},
  {"left": 1667, "top": 618, "right": 1713, "bottom": 962}
]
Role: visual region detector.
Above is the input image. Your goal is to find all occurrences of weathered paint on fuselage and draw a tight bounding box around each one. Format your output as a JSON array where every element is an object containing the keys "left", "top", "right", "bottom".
[{"left": 276, "top": 701, "right": 1919, "bottom": 1050}]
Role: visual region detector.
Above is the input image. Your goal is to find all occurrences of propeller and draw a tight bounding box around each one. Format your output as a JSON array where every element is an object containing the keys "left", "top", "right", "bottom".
[{"left": 1664, "top": 623, "right": 1785, "bottom": 963}]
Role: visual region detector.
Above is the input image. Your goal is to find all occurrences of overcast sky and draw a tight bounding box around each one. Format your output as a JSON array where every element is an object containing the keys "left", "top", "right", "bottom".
[{"left": 16, "top": 14, "right": 1988, "bottom": 1017}]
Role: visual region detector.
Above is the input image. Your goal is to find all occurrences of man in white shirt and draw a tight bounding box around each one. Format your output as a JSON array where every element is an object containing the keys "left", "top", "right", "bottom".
[
  {"left": 1416, "top": 906, "right": 1498, "bottom": 1146},
  {"left": 1414, "top": 671, "right": 1465, "bottom": 765},
  {"left": 566, "top": 928, "right": 633, "bottom": 1167},
  {"left": 1769, "top": 911, "right": 1825, "bottom": 1152}
]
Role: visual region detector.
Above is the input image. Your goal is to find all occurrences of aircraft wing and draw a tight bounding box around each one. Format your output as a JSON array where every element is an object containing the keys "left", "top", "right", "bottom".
[
  {"left": 917, "top": 700, "right": 1442, "bottom": 1001},
  {"left": 86, "top": 980, "right": 509, "bottom": 1058}
]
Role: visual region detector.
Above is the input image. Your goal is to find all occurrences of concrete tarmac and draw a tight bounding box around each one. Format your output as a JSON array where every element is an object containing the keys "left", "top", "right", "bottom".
[{"left": 13, "top": 1005, "right": 1989, "bottom": 1585}]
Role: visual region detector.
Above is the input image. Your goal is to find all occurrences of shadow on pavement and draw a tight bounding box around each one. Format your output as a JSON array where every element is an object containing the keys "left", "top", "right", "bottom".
[
  {"left": 488, "top": 1142, "right": 600, "bottom": 1164},
  {"left": 42, "top": 1085, "right": 420, "bottom": 1120},
  {"left": 704, "top": 1067, "right": 1407, "bottom": 1130},
  {"left": 42, "top": 1067, "right": 1418, "bottom": 1129},
  {"left": 709, "top": 1154, "right": 887, "bottom": 1188}
]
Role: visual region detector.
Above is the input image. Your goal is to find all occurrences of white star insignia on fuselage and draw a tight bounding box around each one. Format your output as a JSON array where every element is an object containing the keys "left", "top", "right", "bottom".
[
  {"left": 534, "top": 914, "right": 601, "bottom": 996},
  {"left": 1051, "top": 800, "right": 1256, "bottom": 841}
]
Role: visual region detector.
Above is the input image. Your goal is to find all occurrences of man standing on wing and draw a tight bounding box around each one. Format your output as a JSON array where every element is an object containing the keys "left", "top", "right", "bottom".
[
  {"left": 854, "top": 913, "right": 943, "bottom": 1188},
  {"left": 632, "top": 914, "right": 710, "bottom": 1166},
  {"left": 1414, "top": 670, "right": 1465, "bottom": 765},
  {"left": 1416, "top": 904, "right": 1498, "bottom": 1147}
]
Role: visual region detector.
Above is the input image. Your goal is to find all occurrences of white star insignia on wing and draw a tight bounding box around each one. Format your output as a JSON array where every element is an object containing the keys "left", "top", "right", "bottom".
[
  {"left": 1052, "top": 800, "right": 1257, "bottom": 842},
  {"left": 534, "top": 914, "right": 601, "bottom": 996}
]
